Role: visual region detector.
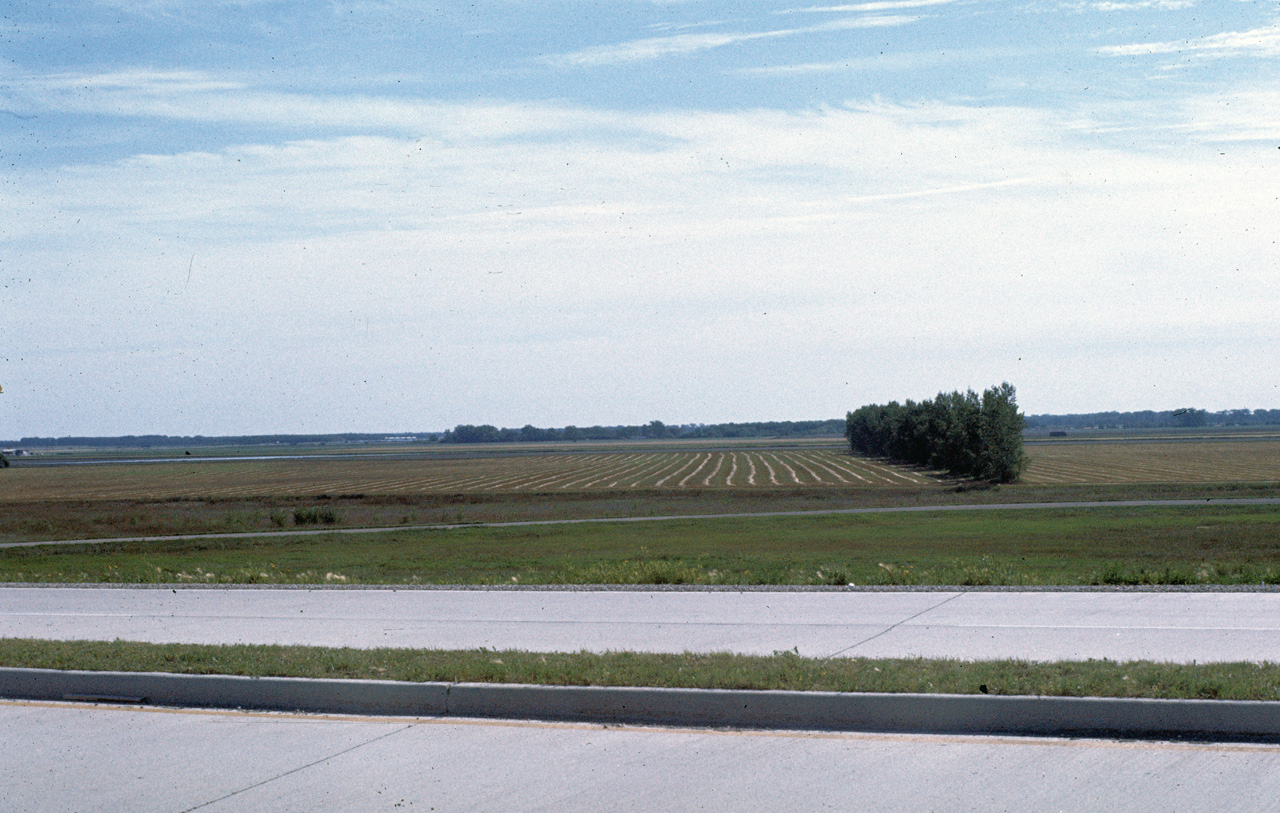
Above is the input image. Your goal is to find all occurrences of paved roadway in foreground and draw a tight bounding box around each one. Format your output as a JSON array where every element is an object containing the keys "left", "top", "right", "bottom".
[
  {"left": 4, "top": 700, "right": 1280, "bottom": 812},
  {"left": 5, "top": 586, "right": 1280, "bottom": 663},
  {"left": 4, "top": 496, "right": 1279, "bottom": 550}
]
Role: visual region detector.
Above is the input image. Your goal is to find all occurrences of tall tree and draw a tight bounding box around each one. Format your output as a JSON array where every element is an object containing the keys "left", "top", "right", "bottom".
[{"left": 977, "top": 382, "right": 1026, "bottom": 483}]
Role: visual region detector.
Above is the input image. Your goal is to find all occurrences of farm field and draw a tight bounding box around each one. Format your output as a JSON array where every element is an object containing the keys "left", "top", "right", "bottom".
[
  {"left": 0, "top": 447, "right": 936, "bottom": 501},
  {"left": 1020, "top": 440, "right": 1280, "bottom": 485},
  {"left": 2, "top": 434, "right": 1279, "bottom": 563},
  {"left": 5, "top": 439, "right": 1279, "bottom": 503}
]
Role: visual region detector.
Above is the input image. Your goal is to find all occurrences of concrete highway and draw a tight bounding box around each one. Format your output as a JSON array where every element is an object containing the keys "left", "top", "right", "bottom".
[
  {"left": 7, "top": 585, "right": 1280, "bottom": 809},
  {"left": 4, "top": 585, "right": 1280, "bottom": 663},
  {"left": 4, "top": 699, "right": 1279, "bottom": 812}
]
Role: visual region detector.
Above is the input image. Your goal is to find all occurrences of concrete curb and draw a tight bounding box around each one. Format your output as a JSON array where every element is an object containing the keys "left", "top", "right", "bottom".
[
  {"left": 4, "top": 667, "right": 1280, "bottom": 742},
  {"left": 0, "top": 667, "right": 449, "bottom": 717}
]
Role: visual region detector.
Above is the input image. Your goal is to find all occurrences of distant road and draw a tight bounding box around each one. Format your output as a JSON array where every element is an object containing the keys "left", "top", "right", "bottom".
[{"left": 2, "top": 497, "right": 1278, "bottom": 550}]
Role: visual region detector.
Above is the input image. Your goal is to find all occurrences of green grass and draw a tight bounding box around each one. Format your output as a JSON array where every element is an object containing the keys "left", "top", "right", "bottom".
[
  {"left": 4, "top": 505, "right": 1280, "bottom": 586},
  {"left": 4, "top": 481, "right": 1278, "bottom": 544},
  {"left": 3, "top": 638, "right": 1279, "bottom": 700}
]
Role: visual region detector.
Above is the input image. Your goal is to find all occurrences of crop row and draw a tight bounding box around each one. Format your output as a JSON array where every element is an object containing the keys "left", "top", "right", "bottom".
[
  {"left": 1, "top": 450, "right": 936, "bottom": 501},
  {"left": 6, "top": 441, "right": 1277, "bottom": 502},
  {"left": 1020, "top": 441, "right": 1280, "bottom": 485}
]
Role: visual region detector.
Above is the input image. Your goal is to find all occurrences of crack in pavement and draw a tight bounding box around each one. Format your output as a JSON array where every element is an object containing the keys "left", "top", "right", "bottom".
[
  {"left": 179, "top": 723, "right": 416, "bottom": 812},
  {"left": 822, "top": 591, "right": 969, "bottom": 659}
]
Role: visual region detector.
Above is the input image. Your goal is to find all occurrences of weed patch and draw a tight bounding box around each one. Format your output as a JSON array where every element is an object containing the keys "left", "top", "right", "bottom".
[{"left": 293, "top": 507, "right": 342, "bottom": 526}]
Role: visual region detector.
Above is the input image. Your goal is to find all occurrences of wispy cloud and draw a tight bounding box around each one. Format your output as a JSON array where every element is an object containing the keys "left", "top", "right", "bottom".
[
  {"left": 9, "top": 69, "right": 623, "bottom": 139},
  {"left": 9, "top": 86, "right": 1280, "bottom": 431},
  {"left": 1174, "top": 89, "right": 1280, "bottom": 141},
  {"left": 845, "top": 176, "right": 1044, "bottom": 203},
  {"left": 775, "top": 0, "right": 955, "bottom": 13},
  {"left": 1100, "top": 23, "right": 1280, "bottom": 57},
  {"left": 735, "top": 46, "right": 1017, "bottom": 76},
  {"left": 1091, "top": 0, "right": 1195, "bottom": 10},
  {"left": 39, "top": 69, "right": 246, "bottom": 92},
  {"left": 544, "top": 15, "right": 919, "bottom": 67}
]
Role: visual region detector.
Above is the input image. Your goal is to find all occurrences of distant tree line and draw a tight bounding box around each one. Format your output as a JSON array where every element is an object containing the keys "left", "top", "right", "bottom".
[
  {"left": 14, "top": 404, "right": 1277, "bottom": 453},
  {"left": 6, "top": 433, "right": 443, "bottom": 449},
  {"left": 1025, "top": 408, "right": 1280, "bottom": 431},
  {"left": 845, "top": 383, "right": 1026, "bottom": 483},
  {"left": 439, "top": 418, "right": 846, "bottom": 444}
]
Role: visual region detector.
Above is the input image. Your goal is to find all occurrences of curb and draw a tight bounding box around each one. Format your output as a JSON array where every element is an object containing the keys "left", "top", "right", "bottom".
[{"left": 4, "top": 668, "right": 1280, "bottom": 742}]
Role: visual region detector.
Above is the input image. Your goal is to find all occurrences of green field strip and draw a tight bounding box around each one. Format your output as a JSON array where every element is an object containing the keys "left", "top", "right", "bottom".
[{"left": 5, "top": 502, "right": 1280, "bottom": 586}]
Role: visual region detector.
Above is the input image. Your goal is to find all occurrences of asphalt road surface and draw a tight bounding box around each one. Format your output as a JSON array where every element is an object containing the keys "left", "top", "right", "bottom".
[
  {"left": 4, "top": 700, "right": 1279, "bottom": 812},
  {"left": 5, "top": 586, "right": 1280, "bottom": 662}
]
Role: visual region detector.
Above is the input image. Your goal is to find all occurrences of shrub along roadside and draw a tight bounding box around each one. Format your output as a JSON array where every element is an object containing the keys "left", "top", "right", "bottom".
[
  {"left": 292, "top": 506, "right": 342, "bottom": 526},
  {"left": 2, "top": 639, "right": 1278, "bottom": 701}
]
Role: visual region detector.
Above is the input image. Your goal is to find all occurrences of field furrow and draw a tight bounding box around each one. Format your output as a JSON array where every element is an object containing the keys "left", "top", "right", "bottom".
[{"left": 5, "top": 439, "right": 1274, "bottom": 501}]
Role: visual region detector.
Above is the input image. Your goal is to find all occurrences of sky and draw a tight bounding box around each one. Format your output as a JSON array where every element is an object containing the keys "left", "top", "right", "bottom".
[{"left": 2, "top": 0, "right": 1279, "bottom": 437}]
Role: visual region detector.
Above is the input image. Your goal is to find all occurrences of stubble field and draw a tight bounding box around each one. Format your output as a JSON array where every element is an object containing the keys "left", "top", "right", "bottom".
[
  {"left": 1021, "top": 440, "right": 1280, "bottom": 485},
  {"left": 5, "top": 439, "right": 1279, "bottom": 502},
  {"left": 1, "top": 447, "right": 931, "bottom": 501}
]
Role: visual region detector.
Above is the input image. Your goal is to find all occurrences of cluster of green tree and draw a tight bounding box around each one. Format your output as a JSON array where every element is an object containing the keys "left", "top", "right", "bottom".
[
  {"left": 438, "top": 418, "right": 846, "bottom": 444},
  {"left": 439, "top": 425, "right": 559, "bottom": 443},
  {"left": 1025, "top": 409, "right": 1280, "bottom": 431},
  {"left": 845, "top": 383, "right": 1027, "bottom": 483},
  {"left": 8, "top": 433, "right": 443, "bottom": 449}
]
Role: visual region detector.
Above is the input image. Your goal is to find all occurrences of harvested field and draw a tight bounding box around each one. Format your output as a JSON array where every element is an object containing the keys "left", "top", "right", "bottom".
[
  {"left": 0, "top": 449, "right": 938, "bottom": 502},
  {"left": 4, "top": 438, "right": 1276, "bottom": 504},
  {"left": 1021, "top": 440, "right": 1280, "bottom": 485}
]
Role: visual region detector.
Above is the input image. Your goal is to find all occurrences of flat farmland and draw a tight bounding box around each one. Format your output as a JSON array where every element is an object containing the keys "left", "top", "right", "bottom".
[
  {"left": 5, "top": 435, "right": 1280, "bottom": 585},
  {"left": 1021, "top": 440, "right": 1280, "bottom": 485},
  {"left": 4, "top": 439, "right": 1280, "bottom": 503},
  {"left": 0, "top": 448, "right": 936, "bottom": 502}
]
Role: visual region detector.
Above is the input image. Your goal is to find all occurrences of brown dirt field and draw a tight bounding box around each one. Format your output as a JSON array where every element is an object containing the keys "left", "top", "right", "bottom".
[
  {"left": 0, "top": 450, "right": 939, "bottom": 502},
  {"left": 3, "top": 440, "right": 1278, "bottom": 504},
  {"left": 1021, "top": 440, "right": 1280, "bottom": 485}
]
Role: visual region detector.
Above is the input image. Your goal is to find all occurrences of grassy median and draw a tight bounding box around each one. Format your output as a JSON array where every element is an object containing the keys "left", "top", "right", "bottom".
[
  {"left": 3, "top": 639, "right": 1279, "bottom": 700},
  {"left": 3, "top": 505, "right": 1280, "bottom": 586}
]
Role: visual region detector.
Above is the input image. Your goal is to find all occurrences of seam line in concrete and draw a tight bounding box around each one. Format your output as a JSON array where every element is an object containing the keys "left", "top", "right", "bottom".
[
  {"left": 179, "top": 723, "right": 416, "bottom": 813},
  {"left": 823, "top": 590, "right": 968, "bottom": 659}
]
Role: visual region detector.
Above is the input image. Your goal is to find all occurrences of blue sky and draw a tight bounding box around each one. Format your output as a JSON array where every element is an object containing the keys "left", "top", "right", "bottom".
[{"left": 2, "top": 0, "right": 1279, "bottom": 435}]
